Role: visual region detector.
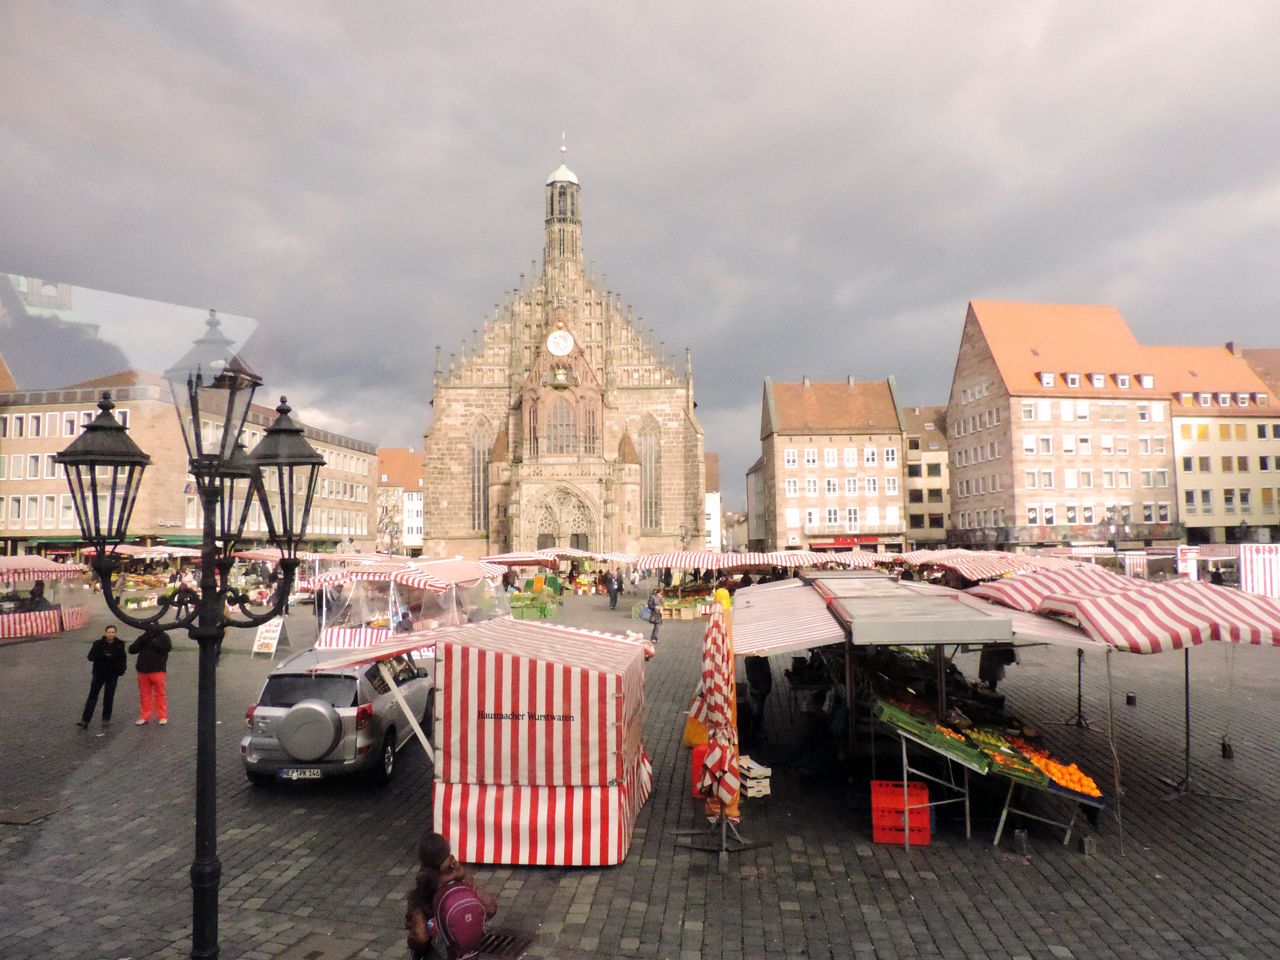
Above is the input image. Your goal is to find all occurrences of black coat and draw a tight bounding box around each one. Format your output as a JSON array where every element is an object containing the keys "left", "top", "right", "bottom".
[
  {"left": 129, "top": 629, "right": 172, "bottom": 673},
  {"left": 88, "top": 636, "right": 128, "bottom": 679}
]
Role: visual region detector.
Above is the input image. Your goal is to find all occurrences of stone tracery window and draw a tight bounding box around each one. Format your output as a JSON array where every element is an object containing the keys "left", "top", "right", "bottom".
[
  {"left": 639, "top": 418, "right": 661, "bottom": 530},
  {"left": 469, "top": 420, "right": 493, "bottom": 531},
  {"left": 546, "top": 396, "right": 578, "bottom": 455},
  {"left": 583, "top": 404, "right": 599, "bottom": 455}
]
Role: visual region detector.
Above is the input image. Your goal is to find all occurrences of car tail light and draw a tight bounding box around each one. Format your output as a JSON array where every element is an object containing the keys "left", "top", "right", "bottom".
[
  {"left": 245, "top": 704, "right": 257, "bottom": 729},
  {"left": 356, "top": 703, "right": 374, "bottom": 731}
]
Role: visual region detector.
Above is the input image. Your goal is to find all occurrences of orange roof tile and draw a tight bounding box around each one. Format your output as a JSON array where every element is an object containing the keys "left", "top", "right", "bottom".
[
  {"left": 376, "top": 447, "right": 424, "bottom": 489},
  {"left": 1244, "top": 349, "right": 1280, "bottom": 395},
  {"left": 969, "top": 300, "right": 1152, "bottom": 398},
  {"left": 764, "top": 378, "right": 900, "bottom": 437},
  {"left": 899, "top": 404, "right": 947, "bottom": 435},
  {"left": 1146, "top": 345, "right": 1274, "bottom": 417}
]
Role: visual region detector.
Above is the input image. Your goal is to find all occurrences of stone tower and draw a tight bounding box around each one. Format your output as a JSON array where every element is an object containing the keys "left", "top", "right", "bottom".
[{"left": 422, "top": 147, "right": 706, "bottom": 558}]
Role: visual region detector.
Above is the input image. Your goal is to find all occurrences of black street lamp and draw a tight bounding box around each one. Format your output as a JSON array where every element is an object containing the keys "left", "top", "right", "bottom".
[{"left": 55, "top": 311, "right": 324, "bottom": 960}]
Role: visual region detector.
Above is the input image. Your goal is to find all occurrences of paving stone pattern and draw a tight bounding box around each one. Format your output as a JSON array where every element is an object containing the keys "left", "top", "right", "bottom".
[{"left": 2, "top": 587, "right": 1279, "bottom": 959}]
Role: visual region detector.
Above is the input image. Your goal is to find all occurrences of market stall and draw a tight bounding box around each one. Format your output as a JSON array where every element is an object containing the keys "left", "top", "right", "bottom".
[
  {"left": 432, "top": 618, "right": 652, "bottom": 866},
  {"left": 0, "top": 556, "right": 91, "bottom": 639}
]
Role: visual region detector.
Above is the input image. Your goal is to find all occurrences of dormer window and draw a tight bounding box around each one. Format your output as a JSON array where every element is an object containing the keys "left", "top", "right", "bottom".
[
  {"left": 1116, "top": 374, "right": 1131, "bottom": 389},
  {"left": 1040, "top": 372, "right": 1055, "bottom": 388},
  {"left": 1178, "top": 392, "right": 1193, "bottom": 405},
  {"left": 1090, "top": 373, "right": 1105, "bottom": 388},
  {"left": 1237, "top": 393, "right": 1250, "bottom": 408},
  {"left": 1139, "top": 374, "right": 1154, "bottom": 389},
  {"left": 1217, "top": 392, "right": 1231, "bottom": 406},
  {"left": 1065, "top": 373, "right": 1081, "bottom": 388},
  {"left": 1258, "top": 394, "right": 1270, "bottom": 406},
  {"left": 1198, "top": 393, "right": 1211, "bottom": 407}
]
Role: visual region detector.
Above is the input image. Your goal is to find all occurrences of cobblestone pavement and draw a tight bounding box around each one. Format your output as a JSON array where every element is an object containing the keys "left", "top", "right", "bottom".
[{"left": 3, "top": 586, "right": 1280, "bottom": 959}]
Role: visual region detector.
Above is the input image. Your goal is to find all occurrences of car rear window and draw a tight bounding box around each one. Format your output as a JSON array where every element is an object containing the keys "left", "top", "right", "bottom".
[{"left": 260, "top": 675, "right": 357, "bottom": 708}]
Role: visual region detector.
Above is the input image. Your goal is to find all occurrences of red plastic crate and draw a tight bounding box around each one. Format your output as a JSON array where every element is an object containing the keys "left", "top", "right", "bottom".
[{"left": 870, "top": 780, "right": 931, "bottom": 846}]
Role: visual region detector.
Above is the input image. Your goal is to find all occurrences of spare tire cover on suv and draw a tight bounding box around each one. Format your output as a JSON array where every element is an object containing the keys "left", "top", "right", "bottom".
[{"left": 277, "top": 699, "right": 343, "bottom": 762}]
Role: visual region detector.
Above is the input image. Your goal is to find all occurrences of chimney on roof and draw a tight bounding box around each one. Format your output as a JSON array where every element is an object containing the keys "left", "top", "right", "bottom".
[
  {"left": 913, "top": 406, "right": 920, "bottom": 414},
  {"left": 802, "top": 375, "right": 811, "bottom": 388},
  {"left": 847, "top": 375, "right": 856, "bottom": 387},
  {"left": 1226, "top": 341, "right": 1244, "bottom": 358}
]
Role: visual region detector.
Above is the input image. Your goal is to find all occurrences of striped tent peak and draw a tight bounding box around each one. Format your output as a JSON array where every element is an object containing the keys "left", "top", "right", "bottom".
[
  {"left": 598, "top": 552, "right": 637, "bottom": 563},
  {"left": 761, "top": 550, "right": 878, "bottom": 570},
  {"left": 0, "top": 556, "right": 89, "bottom": 580},
  {"left": 1044, "top": 582, "right": 1220, "bottom": 653},
  {"left": 312, "top": 561, "right": 413, "bottom": 587},
  {"left": 481, "top": 552, "right": 558, "bottom": 567},
  {"left": 967, "top": 565, "right": 1134, "bottom": 612}
]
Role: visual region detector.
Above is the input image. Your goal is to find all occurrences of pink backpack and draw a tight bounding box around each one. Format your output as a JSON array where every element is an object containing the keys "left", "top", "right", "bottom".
[{"left": 432, "top": 881, "right": 487, "bottom": 959}]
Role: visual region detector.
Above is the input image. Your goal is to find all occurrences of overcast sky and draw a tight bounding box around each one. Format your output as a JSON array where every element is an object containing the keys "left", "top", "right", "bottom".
[{"left": 3, "top": 1, "right": 1279, "bottom": 507}]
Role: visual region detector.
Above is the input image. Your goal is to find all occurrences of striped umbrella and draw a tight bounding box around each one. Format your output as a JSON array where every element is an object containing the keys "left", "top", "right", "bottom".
[{"left": 689, "top": 606, "right": 741, "bottom": 812}]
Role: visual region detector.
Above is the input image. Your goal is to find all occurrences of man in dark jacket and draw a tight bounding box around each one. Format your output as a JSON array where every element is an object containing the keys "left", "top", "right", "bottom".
[
  {"left": 129, "top": 627, "right": 173, "bottom": 725},
  {"left": 78, "top": 626, "right": 127, "bottom": 728}
]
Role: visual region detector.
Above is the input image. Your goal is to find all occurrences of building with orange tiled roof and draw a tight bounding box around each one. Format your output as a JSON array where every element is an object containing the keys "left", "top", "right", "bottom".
[
  {"left": 947, "top": 300, "right": 1280, "bottom": 550},
  {"left": 747, "top": 376, "right": 906, "bottom": 552},
  {"left": 376, "top": 447, "right": 426, "bottom": 555}
]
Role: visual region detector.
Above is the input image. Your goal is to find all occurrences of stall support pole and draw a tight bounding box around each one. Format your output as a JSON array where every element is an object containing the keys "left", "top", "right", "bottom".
[
  {"left": 1060, "top": 649, "right": 1092, "bottom": 729},
  {"left": 377, "top": 660, "right": 434, "bottom": 763},
  {"left": 1160, "top": 648, "right": 1241, "bottom": 803},
  {"left": 844, "top": 634, "right": 856, "bottom": 767}
]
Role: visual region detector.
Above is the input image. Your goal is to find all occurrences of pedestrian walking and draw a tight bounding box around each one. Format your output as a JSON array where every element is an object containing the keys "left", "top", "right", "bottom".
[
  {"left": 607, "top": 569, "right": 620, "bottom": 610},
  {"left": 78, "top": 625, "right": 127, "bottom": 728},
  {"left": 647, "top": 588, "right": 663, "bottom": 643},
  {"left": 129, "top": 626, "right": 172, "bottom": 725},
  {"left": 405, "top": 832, "right": 498, "bottom": 960}
]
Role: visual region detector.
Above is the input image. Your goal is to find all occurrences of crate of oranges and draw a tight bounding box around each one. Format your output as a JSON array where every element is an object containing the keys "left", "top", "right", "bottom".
[{"left": 1008, "top": 737, "right": 1103, "bottom": 801}]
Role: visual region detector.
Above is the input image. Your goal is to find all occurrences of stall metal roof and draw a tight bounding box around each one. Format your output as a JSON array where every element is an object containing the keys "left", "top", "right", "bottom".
[{"left": 731, "top": 572, "right": 1097, "bottom": 658}]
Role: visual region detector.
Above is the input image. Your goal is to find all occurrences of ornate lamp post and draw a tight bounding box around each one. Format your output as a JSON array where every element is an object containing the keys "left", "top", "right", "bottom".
[{"left": 55, "top": 311, "right": 324, "bottom": 960}]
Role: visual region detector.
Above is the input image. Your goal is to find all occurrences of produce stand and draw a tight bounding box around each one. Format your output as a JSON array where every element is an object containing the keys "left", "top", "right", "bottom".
[{"left": 0, "top": 556, "right": 90, "bottom": 639}]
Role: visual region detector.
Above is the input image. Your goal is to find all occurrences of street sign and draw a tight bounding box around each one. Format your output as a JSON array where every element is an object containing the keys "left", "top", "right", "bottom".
[{"left": 251, "top": 618, "right": 289, "bottom": 659}]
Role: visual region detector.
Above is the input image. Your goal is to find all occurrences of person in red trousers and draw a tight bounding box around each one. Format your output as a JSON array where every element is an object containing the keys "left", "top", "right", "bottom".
[{"left": 129, "top": 627, "right": 172, "bottom": 725}]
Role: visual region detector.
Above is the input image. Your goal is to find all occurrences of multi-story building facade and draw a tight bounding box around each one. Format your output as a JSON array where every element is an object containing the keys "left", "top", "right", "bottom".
[
  {"left": 900, "top": 405, "right": 949, "bottom": 547},
  {"left": 376, "top": 447, "right": 426, "bottom": 555},
  {"left": 422, "top": 153, "right": 705, "bottom": 558},
  {"left": 0, "top": 361, "right": 379, "bottom": 554},
  {"left": 751, "top": 376, "right": 906, "bottom": 552},
  {"left": 1159, "top": 344, "right": 1278, "bottom": 544},
  {"left": 947, "top": 301, "right": 1183, "bottom": 550}
]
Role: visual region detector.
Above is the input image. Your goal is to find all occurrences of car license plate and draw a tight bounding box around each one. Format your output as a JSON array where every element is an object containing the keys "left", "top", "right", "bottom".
[{"left": 279, "top": 768, "right": 321, "bottom": 780}]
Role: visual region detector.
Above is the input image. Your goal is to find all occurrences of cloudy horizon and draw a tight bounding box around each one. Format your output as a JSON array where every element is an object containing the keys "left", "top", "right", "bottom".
[{"left": 3, "top": 1, "right": 1279, "bottom": 507}]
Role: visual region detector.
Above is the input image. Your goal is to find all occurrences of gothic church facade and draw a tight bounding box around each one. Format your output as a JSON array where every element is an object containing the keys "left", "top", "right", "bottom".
[{"left": 422, "top": 155, "right": 705, "bottom": 558}]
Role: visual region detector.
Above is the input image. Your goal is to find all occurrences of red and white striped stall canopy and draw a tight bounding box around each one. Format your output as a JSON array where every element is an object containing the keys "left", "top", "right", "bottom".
[
  {"left": 1241, "top": 543, "right": 1280, "bottom": 599},
  {"left": 732, "top": 580, "right": 847, "bottom": 657},
  {"left": 967, "top": 565, "right": 1135, "bottom": 613},
  {"left": 481, "top": 552, "right": 559, "bottom": 568},
  {"left": 762, "top": 550, "right": 881, "bottom": 570},
  {"left": 311, "top": 560, "right": 412, "bottom": 587},
  {"left": 83, "top": 544, "right": 201, "bottom": 560},
  {"left": 537, "top": 546, "right": 599, "bottom": 560},
  {"left": 895, "top": 549, "right": 1082, "bottom": 582},
  {"left": 634, "top": 550, "right": 773, "bottom": 571},
  {"left": 597, "top": 552, "right": 637, "bottom": 564},
  {"left": 692, "top": 607, "right": 741, "bottom": 808},
  {"left": 1036, "top": 579, "right": 1280, "bottom": 654},
  {"left": 392, "top": 558, "right": 504, "bottom": 591},
  {"left": 0, "top": 556, "right": 88, "bottom": 581}
]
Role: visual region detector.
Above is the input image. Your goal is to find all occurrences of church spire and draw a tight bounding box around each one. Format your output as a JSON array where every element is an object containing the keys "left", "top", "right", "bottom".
[{"left": 545, "top": 137, "right": 582, "bottom": 286}]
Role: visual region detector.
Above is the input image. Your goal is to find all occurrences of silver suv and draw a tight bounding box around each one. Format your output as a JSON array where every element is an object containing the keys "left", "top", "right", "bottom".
[{"left": 240, "top": 647, "right": 434, "bottom": 786}]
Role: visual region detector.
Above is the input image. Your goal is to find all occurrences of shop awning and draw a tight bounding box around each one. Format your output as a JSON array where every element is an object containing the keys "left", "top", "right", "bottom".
[{"left": 0, "top": 555, "right": 89, "bottom": 580}]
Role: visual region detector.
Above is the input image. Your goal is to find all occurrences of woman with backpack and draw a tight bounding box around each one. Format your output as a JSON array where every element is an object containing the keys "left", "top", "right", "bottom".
[{"left": 406, "top": 832, "right": 497, "bottom": 960}]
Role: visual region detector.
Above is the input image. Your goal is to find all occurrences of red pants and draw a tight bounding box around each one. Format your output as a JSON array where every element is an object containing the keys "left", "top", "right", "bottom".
[{"left": 138, "top": 671, "right": 168, "bottom": 721}]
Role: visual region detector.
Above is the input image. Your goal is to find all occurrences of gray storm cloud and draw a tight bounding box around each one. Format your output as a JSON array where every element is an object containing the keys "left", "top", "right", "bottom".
[{"left": 2, "top": 1, "right": 1279, "bottom": 505}]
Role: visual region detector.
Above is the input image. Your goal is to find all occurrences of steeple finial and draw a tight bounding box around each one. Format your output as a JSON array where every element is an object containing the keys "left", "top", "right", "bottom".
[{"left": 561, "top": 131, "right": 567, "bottom": 157}]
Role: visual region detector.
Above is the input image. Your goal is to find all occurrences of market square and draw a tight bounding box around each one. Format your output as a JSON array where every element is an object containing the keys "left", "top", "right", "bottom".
[{"left": 3, "top": 582, "right": 1279, "bottom": 960}]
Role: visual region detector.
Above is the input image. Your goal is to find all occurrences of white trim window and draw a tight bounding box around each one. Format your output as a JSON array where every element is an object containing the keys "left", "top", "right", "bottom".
[
  {"left": 845, "top": 477, "right": 858, "bottom": 495},
  {"left": 864, "top": 447, "right": 877, "bottom": 466},
  {"left": 783, "top": 449, "right": 798, "bottom": 468},
  {"left": 805, "top": 478, "right": 819, "bottom": 497},
  {"left": 884, "top": 447, "right": 898, "bottom": 465},
  {"left": 784, "top": 478, "right": 799, "bottom": 497},
  {"left": 823, "top": 448, "right": 838, "bottom": 468},
  {"left": 843, "top": 448, "right": 857, "bottom": 468},
  {"left": 825, "top": 478, "right": 839, "bottom": 497},
  {"left": 865, "top": 477, "right": 879, "bottom": 495},
  {"left": 885, "top": 476, "right": 899, "bottom": 495},
  {"left": 803, "top": 448, "right": 818, "bottom": 467}
]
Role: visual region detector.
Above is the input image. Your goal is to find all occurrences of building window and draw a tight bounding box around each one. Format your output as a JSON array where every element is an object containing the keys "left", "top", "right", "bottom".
[
  {"left": 884, "top": 447, "right": 898, "bottom": 465},
  {"left": 845, "top": 507, "right": 859, "bottom": 531},
  {"left": 546, "top": 397, "right": 577, "bottom": 455},
  {"left": 1241, "top": 489, "right": 1252, "bottom": 513},
  {"left": 1066, "top": 505, "right": 1078, "bottom": 523},
  {"left": 785, "top": 478, "right": 799, "bottom": 497},
  {"left": 1027, "top": 506, "right": 1039, "bottom": 525},
  {"left": 1021, "top": 403, "right": 1035, "bottom": 421},
  {"left": 907, "top": 463, "right": 922, "bottom": 478},
  {"left": 806, "top": 477, "right": 818, "bottom": 496},
  {"left": 1224, "top": 488, "right": 1236, "bottom": 513},
  {"left": 1039, "top": 436, "right": 1053, "bottom": 454},
  {"left": 1139, "top": 374, "right": 1154, "bottom": 389},
  {"left": 640, "top": 420, "right": 661, "bottom": 530},
  {"left": 1024, "top": 470, "right": 1038, "bottom": 489},
  {"left": 1040, "top": 372, "right": 1055, "bottom": 387},
  {"left": 825, "top": 478, "right": 838, "bottom": 497},
  {"left": 865, "top": 477, "right": 878, "bottom": 495},
  {"left": 843, "top": 448, "right": 857, "bottom": 467},
  {"left": 908, "top": 489, "right": 924, "bottom": 504},
  {"left": 824, "top": 448, "right": 838, "bottom": 467},
  {"left": 803, "top": 448, "right": 817, "bottom": 467},
  {"left": 1117, "top": 374, "right": 1130, "bottom": 389},
  {"left": 784, "top": 448, "right": 797, "bottom": 468},
  {"left": 826, "top": 507, "right": 839, "bottom": 525},
  {"left": 1066, "top": 373, "right": 1080, "bottom": 388},
  {"left": 864, "top": 448, "right": 877, "bottom": 466},
  {"left": 845, "top": 477, "right": 858, "bottom": 495},
  {"left": 885, "top": 477, "right": 899, "bottom": 495}
]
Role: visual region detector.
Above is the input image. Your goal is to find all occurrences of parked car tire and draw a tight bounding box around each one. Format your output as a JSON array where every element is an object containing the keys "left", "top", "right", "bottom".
[
  {"left": 277, "top": 699, "right": 342, "bottom": 762},
  {"left": 372, "top": 729, "right": 396, "bottom": 784}
]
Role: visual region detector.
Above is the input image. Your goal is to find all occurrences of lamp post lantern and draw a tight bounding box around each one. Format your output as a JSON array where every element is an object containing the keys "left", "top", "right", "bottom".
[{"left": 56, "top": 313, "right": 324, "bottom": 960}]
